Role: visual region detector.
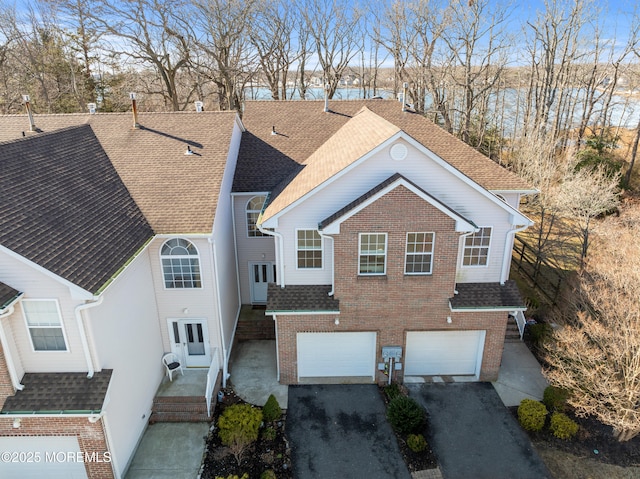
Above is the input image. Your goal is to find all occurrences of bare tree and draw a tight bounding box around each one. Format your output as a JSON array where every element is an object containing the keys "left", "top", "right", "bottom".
[{"left": 544, "top": 214, "right": 640, "bottom": 442}]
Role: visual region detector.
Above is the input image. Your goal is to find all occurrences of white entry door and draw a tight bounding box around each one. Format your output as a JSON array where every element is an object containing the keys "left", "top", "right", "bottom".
[
  {"left": 250, "top": 262, "right": 275, "bottom": 304},
  {"left": 169, "top": 319, "right": 211, "bottom": 367}
]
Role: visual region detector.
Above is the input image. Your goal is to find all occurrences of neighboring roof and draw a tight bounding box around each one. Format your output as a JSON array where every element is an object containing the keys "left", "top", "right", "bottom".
[
  {"left": 449, "top": 281, "right": 526, "bottom": 310},
  {"left": 0, "top": 281, "right": 21, "bottom": 311},
  {"left": 0, "top": 111, "right": 240, "bottom": 234},
  {"left": 0, "top": 125, "right": 153, "bottom": 294},
  {"left": 318, "top": 173, "right": 476, "bottom": 232},
  {"left": 263, "top": 107, "right": 400, "bottom": 221},
  {"left": 266, "top": 284, "right": 340, "bottom": 313},
  {"left": 1, "top": 370, "right": 113, "bottom": 414},
  {"left": 234, "top": 100, "right": 531, "bottom": 194}
]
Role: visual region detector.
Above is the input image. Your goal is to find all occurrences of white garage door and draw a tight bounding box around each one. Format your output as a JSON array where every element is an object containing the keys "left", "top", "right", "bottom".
[
  {"left": 297, "top": 332, "right": 376, "bottom": 380},
  {"left": 405, "top": 330, "right": 485, "bottom": 376},
  {"left": 0, "top": 436, "right": 89, "bottom": 479}
]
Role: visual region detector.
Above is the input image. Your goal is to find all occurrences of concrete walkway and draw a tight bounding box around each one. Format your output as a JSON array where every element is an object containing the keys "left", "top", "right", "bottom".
[
  {"left": 228, "top": 340, "right": 288, "bottom": 408},
  {"left": 492, "top": 342, "right": 549, "bottom": 407}
]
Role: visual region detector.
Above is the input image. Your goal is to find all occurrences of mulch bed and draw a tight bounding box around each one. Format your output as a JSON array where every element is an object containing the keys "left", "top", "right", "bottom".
[{"left": 200, "top": 389, "right": 293, "bottom": 479}]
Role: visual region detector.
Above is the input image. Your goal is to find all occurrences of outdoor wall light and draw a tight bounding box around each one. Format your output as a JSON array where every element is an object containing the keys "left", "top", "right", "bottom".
[
  {"left": 12, "top": 418, "right": 21, "bottom": 429},
  {"left": 183, "top": 308, "right": 189, "bottom": 314},
  {"left": 334, "top": 318, "right": 340, "bottom": 325},
  {"left": 447, "top": 317, "right": 452, "bottom": 324}
]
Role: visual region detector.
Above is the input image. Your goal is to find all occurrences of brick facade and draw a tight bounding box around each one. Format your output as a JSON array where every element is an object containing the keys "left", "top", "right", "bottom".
[{"left": 276, "top": 186, "right": 508, "bottom": 384}]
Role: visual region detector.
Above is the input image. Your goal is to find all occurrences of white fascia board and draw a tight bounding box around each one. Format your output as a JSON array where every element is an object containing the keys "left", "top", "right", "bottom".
[
  {"left": 234, "top": 113, "right": 246, "bottom": 132},
  {"left": 230, "top": 191, "right": 270, "bottom": 196},
  {"left": 0, "top": 244, "right": 93, "bottom": 300},
  {"left": 322, "top": 177, "right": 477, "bottom": 234},
  {"left": 448, "top": 301, "right": 527, "bottom": 312},
  {"left": 261, "top": 132, "right": 406, "bottom": 227},
  {"left": 265, "top": 310, "right": 340, "bottom": 316}
]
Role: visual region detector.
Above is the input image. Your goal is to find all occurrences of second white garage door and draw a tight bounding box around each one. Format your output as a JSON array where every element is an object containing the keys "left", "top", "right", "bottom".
[
  {"left": 297, "top": 332, "right": 376, "bottom": 381},
  {"left": 405, "top": 330, "right": 485, "bottom": 377}
]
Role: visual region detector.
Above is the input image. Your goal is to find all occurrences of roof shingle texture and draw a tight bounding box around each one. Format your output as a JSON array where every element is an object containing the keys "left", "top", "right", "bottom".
[
  {"left": 0, "top": 111, "right": 239, "bottom": 234},
  {"left": 0, "top": 281, "right": 21, "bottom": 310},
  {"left": 1, "top": 370, "right": 112, "bottom": 414},
  {"left": 449, "top": 281, "right": 525, "bottom": 309},
  {"left": 0, "top": 125, "right": 153, "bottom": 293},
  {"left": 266, "top": 284, "right": 340, "bottom": 313},
  {"left": 234, "top": 100, "right": 531, "bottom": 195}
]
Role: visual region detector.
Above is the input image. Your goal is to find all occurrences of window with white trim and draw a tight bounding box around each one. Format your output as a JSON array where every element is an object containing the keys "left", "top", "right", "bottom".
[
  {"left": 359, "top": 233, "right": 387, "bottom": 275},
  {"left": 161, "top": 238, "right": 202, "bottom": 288},
  {"left": 22, "top": 299, "right": 67, "bottom": 351},
  {"left": 463, "top": 227, "right": 492, "bottom": 266},
  {"left": 297, "top": 230, "right": 322, "bottom": 268},
  {"left": 247, "top": 196, "right": 267, "bottom": 237},
  {"left": 405, "top": 232, "right": 435, "bottom": 274}
]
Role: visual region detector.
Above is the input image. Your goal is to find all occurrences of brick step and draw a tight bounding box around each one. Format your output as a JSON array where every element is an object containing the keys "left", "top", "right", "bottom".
[
  {"left": 153, "top": 395, "right": 206, "bottom": 404},
  {"left": 149, "top": 411, "right": 210, "bottom": 424},
  {"left": 235, "top": 320, "right": 275, "bottom": 341},
  {"left": 150, "top": 396, "right": 211, "bottom": 423},
  {"left": 152, "top": 402, "right": 208, "bottom": 413}
]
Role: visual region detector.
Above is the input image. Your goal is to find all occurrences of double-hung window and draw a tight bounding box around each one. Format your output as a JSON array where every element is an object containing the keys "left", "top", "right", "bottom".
[
  {"left": 22, "top": 299, "right": 67, "bottom": 351},
  {"left": 462, "top": 227, "right": 492, "bottom": 266},
  {"left": 297, "top": 230, "right": 322, "bottom": 268},
  {"left": 161, "top": 238, "right": 202, "bottom": 288},
  {"left": 359, "top": 233, "right": 387, "bottom": 275},
  {"left": 405, "top": 232, "right": 435, "bottom": 274}
]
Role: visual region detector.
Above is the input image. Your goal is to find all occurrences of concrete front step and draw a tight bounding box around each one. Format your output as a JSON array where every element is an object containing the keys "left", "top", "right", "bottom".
[{"left": 150, "top": 396, "right": 211, "bottom": 423}]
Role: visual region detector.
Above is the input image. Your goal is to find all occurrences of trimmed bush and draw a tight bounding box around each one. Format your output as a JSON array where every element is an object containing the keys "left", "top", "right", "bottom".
[
  {"left": 260, "top": 471, "right": 277, "bottom": 479},
  {"left": 262, "top": 394, "right": 282, "bottom": 422},
  {"left": 387, "top": 396, "right": 426, "bottom": 435},
  {"left": 261, "top": 426, "right": 277, "bottom": 441},
  {"left": 543, "top": 386, "right": 570, "bottom": 412},
  {"left": 550, "top": 412, "right": 579, "bottom": 440},
  {"left": 384, "top": 383, "right": 402, "bottom": 402},
  {"left": 406, "top": 433, "right": 428, "bottom": 453},
  {"left": 218, "top": 403, "right": 263, "bottom": 464},
  {"left": 517, "top": 399, "right": 548, "bottom": 432}
]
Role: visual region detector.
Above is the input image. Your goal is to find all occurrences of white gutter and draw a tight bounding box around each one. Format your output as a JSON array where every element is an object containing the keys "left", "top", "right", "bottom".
[
  {"left": 500, "top": 224, "right": 529, "bottom": 285},
  {"left": 0, "top": 297, "right": 25, "bottom": 391},
  {"left": 209, "top": 235, "right": 229, "bottom": 387},
  {"left": 318, "top": 231, "right": 335, "bottom": 296},
  {"left": 257, "top": 222, "right": 286, "bottom": 288},
  {"left": 75, "top": 296, "right": 104, "bottom": 378}
]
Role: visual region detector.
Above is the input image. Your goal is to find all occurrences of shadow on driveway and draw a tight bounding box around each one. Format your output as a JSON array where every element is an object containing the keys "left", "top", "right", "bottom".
[
  {"left": 409, "top": 382, "right": 552, "bottom": 479},
  {"left": 286, "top": 385, "right": 411, "bottom": 479}
]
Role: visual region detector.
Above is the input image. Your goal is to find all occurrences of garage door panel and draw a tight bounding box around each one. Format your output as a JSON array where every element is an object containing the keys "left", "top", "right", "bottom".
[
  {"left": 405, "top": 331, "right": 484, "bottom": 376},
  {"left": 297, "top": 332, "right": 376, "bottom": 379}
]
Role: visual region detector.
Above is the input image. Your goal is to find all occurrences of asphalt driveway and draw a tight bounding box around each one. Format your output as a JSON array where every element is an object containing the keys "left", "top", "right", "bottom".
[
  {"left": 286, "top": 384, "right": 411, "bottom": 479},
  {"left": 409, "top": 382, "right": 553, "bottom": 479}
]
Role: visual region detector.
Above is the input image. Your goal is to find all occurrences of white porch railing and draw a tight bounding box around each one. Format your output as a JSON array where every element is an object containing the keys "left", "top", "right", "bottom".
[
  {"left": 205, "top": 348, "right": 221, "bottom": 417},
  {"left": 513, "top": 310, "right": 527, "bottom": 340}
]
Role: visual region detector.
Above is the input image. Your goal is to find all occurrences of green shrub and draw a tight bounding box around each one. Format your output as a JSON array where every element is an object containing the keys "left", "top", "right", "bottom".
[
  {"left": 217, "top": 403, "right": 263, "bottom": 464},
  {"left": 528, "top": 323, "right": 552, "bottom": 347},
  {"left": 543, "top": 386, "right": 570, "bottom": 412},
  {"left": 260, "top": 470, "right": 277, "bottom": 479},
  {"left": 550, "top": 412, "right": 579, "bottom": 440},
  {"left": 406, "top": 433, "right": 427, "bottom": 453},
  {"left": 517, "top": 399, "right": 548, "bottom": 432},
  {"left": 262, "top": 394, "right": 282, "bottom": 422},
  {"left": 387, "top": 396, "right": 426, "bottom": 435},
  {"left": 261, "top": 426, "right": 277, "bottom": 441},
  {"left": 384, "top": 383, "right": 402, "bottom": 402}
]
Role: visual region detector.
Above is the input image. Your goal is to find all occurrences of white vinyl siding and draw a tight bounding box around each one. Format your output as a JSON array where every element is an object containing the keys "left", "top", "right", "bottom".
[
  {"left": 22, "top": 299, "right": 67, "bottom": 352},
  {"left": 405, "top": 232, "right": 435, "bottom": 274},
  {"left": 359, "top": 233, "right": 387, "bottom": 275},
  {"left": 462, "top": 227, "right": 492, "bottom": 267},
  {"left": 296, "top": 230, "right": 322, "bottom": 269}
]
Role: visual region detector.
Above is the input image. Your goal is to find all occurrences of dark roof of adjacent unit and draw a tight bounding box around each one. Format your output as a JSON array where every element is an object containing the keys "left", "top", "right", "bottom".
[
  {"left": 266, "top": 284, "right": 340, "bottom": 313},
  {"left": 0, "top": 281, "right": 21, "bottom": 311},
  {"left": 234, "top": 100, "right": 532, "bottom": 194},
  {"left": 0, "top": 125, "right": 153, "bottom": 294},
  {"left": 1, "top": 370, "right": 113, "bottom": 414},
  {"left": 449, "top": 281, "right": 526, "bottom": 310}
]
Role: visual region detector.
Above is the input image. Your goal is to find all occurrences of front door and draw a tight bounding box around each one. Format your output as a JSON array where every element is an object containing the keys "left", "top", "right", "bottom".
[
  {"left": 168, "top": 319, "right": 211, "bottom": 367},
  {"left": 250, "top": 262, "right": 275, "bottom": 304}
]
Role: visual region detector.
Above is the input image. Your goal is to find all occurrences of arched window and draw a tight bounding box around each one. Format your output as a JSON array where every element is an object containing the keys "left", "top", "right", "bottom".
[
  {"left": 247, "top": 195, "right": 267, "bottom": 237},
  {"left": 161, "top": 238, "right": 202, "bottom": 288}
]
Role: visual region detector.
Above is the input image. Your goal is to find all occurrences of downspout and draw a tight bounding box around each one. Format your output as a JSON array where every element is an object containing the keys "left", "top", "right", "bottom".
[
  {"left": 209, "top": 235, "right": 229, "bottom": 387},
  {"left": 273, "top": 314, "right": 280, "bottom": 382},
  {"left": 257, "top": 222, "right": 286, "bottom": 288},
  {"left": 75, "top": 296, "right": 104, "bottom": 379},
  {"left": 0, "top": 301, "right": 25, "bottom": 391},
  {"left": 318, "top": 231, "right": 335, "bottom": 296},
  {"left": 456, "top": 229, "right": 478, "bottom": 294},
  {"left": 500, "top": 224, "right": 529, "bottom": 285}
]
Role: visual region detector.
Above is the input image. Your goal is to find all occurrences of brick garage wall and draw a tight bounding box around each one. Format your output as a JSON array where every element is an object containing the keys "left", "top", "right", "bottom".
[
  {"left": 0, "top": 416, "right": 114, "bottom": 479},
  {"left": 0, "top": 343, "right": 14, "bottom": 410},
  {"left": 275, "top": 186, "right": 508, "bottom": 384}
]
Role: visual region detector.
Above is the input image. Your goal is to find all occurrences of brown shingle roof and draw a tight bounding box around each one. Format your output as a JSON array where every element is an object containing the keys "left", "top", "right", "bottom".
[
  {"left": 0, "top": 111, "right": 239, "bottom": 234},
  {"left": 1, "top": 370, "right": 112, "bottom": 414},
  {"left": 234, "top": 100, "right": 531, "bottom": 194},
  {"left": 0, "top": 281, "right": 21, "bottom": 310},
  {"left": 449, "top": 281, "right": 525, "bottom": 310},
  {"left": 266, "top": 284, "right": 340, "bottom": 313},
  {"left": 0, "top": 125, "right": 153, "bottom": 294}
]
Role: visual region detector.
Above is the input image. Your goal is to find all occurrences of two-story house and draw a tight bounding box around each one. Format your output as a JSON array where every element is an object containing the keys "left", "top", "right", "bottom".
[{"left": 233, "top": 100, "right": 534, "bottom": 385}]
